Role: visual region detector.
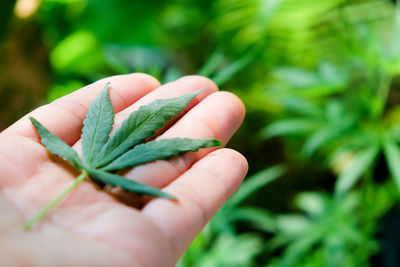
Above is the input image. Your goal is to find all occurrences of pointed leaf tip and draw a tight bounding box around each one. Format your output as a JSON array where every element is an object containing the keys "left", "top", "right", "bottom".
[
  {"left": 29, "top": 116, "right": 83, "bottom": 169},
  {"left": 81, "top": 83, "right": 114, "bottom": 167},
  {"left": 214, "top": 139, "right": 223, "bottom": 147}
]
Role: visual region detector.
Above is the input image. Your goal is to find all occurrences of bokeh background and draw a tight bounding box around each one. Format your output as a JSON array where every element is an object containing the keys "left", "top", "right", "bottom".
[{"left": 3, "top": 0, "right": 400, "bottom": 266}]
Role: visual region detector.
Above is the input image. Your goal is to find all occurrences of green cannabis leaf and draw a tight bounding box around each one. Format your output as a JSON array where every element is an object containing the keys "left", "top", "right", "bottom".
[
  {"left": 102, "top": 138, "right": 221, "bottom": 171},
  {"left": 24, "top": 83, "right": 221, "bottom": 230},
  {"left": 95, "top": 90, "right": 200, "bottom": 167},
  {"left": 81, "top": 82, "right": 114, "bottom": 167},
  {"left": 30, "top": 117, "right": 84, "bottom": 169}
]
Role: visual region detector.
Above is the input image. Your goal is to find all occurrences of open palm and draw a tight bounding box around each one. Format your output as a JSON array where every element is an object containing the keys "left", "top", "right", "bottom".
[{"left": 0, "top": 74, "right": 247, "bottom": 267}]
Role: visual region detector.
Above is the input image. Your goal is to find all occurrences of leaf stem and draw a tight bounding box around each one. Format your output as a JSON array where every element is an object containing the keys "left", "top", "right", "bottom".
[{"left": 23, "top": 170, "right": 89, "bottom": 230}]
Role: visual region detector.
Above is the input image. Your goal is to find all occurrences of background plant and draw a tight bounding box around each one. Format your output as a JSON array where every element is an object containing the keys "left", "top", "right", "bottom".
[{"left": 2, "top": 0, "right": 400, "bottom": 265}]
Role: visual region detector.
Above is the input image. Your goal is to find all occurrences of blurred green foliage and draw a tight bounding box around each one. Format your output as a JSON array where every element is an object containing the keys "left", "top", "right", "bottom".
[{"left": 3, "top": 0, "right": 400, "bottom": 266}]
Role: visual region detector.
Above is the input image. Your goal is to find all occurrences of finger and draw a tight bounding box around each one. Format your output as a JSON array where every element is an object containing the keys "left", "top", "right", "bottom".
[
  {"left": 123, "top": 91, "right": 245, "bottom": 188},
  {"left": 108, "top": 91, "right": 245, "bottom": 207},
  {"left": 111, "top": 75, "right": 219, "bottom": 136},
  {"left": 142, "top": 148, "right": 248, "bottom": 263},
  {"left": 72, "top": 75, "right": 218, "bottom": 153},
  {"left": 3, "top": 73, "right": 161, "bottom": 145}
]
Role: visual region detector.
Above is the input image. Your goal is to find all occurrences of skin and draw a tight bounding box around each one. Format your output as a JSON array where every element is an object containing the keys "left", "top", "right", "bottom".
[{"left": 0, "top": 74, "right": 248, "bottom": 267}]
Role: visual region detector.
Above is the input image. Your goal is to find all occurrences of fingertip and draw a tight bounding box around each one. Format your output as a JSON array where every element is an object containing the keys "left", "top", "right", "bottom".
[
  {"left": 196, "top": 91, "right": 246, "bottom": 137},
  {"left": 175, "top": 75, "right": 219, "bottom": 96},
  {"left": 220, "top": 91, "right": 246, "bottom": 120},
  {"left": 200, "top": 148, "right": 249, "bottom": 192},
  {"left": 101, "top": 73, "right": 161, "bottom": 89},
  {"left": 222, "top": 148, "right": 249, "bottom": 176},
  {"left": 128, "top": 73, "right": 162, "bottom": 89}
]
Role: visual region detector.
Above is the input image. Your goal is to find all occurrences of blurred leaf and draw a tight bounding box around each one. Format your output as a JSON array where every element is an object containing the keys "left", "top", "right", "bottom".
[
  {"left": 50, "top": 30, "right": 105, "bottom": 74},
  {"left": 302, "top": 129, "right": 332, "bottom": 156},
  {"left": 214, "top": 0, "right": 284, "bottom": 49},
  {"left": 230, "top": 207, "right": 277, "bottom": 232},
  {"left": 383, "top": 137, "right": 400, "bottom": 191},
  {"left": 279, "top": 97, "right": 321, "bottom": 117},
  {"left": 276, "top": 215, "right": 312, "bottom": 235},
  {"left": 279, "top": 229, "right": 324, "bottom": 267},
  {"left": 163, "top": 67, "right": 183, "bottom": 83},
  {"left": 212, "top": 54, "right": 253, "bottom": 86},
  {"left": 261, "top": 119, "right": 319, "bottom": 138},
  {"left": 80, "top": 0, "right": 162, "bottom": 44},
  {"left": 274, "top": 67, "right": 321, "bottom": 89},
  {"left": 104, "top": 45, "right": 167, "bottom": 77},
  {"left": 335, "top": 145, "right": 379, "bottom": 197},
  {"left": 200, "top": 233, "right": 263, "bottom": 267},
  {"left": 389, "top": 3, "right": 400, "bottom": 61},
  {"left": 225, "top": 165, "right": 285, "bottom": 209},
  {"left": 295, "top": 192, "right": 326, "bottom": 217},
  {"left": 180, "top": 233, "right": 262, "bottom": 267},
  {"left": 319, "top": 61, "right": 347, "bottom": 85},
  {"left": 197, "top": 49, "right": 224, "bottom": 77}
]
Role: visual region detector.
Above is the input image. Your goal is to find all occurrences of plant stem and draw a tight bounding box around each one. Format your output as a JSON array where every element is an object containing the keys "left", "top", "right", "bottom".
[{"left": 23, "top": 170, "right": 89, "bottom": 230}]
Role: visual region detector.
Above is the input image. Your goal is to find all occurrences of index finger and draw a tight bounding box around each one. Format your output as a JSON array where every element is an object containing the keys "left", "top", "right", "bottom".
[{"left": 2, "top": 73, "right": 161, "bottom": 145}]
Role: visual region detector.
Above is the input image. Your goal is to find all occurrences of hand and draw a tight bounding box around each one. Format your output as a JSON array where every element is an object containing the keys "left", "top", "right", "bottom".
[{"left": 0, "top": 74, "right": 248, "bottom": 266}]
